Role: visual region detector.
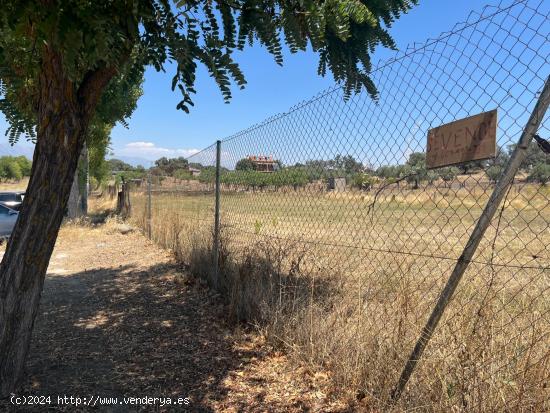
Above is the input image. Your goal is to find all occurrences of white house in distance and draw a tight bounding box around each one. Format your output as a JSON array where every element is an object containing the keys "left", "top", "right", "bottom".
[{"left": 189, "top": 167, "right": 201, "bottom": 177}]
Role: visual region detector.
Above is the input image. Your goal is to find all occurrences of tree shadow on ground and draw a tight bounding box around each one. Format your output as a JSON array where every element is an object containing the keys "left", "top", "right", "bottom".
[{"left": 7, "top": 261, "right": 259, "bottom": 412}]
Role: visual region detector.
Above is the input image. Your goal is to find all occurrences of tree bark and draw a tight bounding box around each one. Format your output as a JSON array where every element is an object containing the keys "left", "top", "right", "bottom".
[
  {"left": 81, "top": 144, "right": 89, "bottom": 216},
  {"left": 67, "top": 144, "right": 89, "bottom": 219},
  {"left": 0, "top": 47, "right": 115, "bottom": 396},
  {"left": 67, "top": 168, "right": 82, "bottom": 218}
]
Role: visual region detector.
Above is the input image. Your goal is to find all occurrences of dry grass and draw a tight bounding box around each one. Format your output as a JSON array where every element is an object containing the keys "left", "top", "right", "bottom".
[
  {"left": 129, "top": 181, "right": 549, "bottom": 412},
  {"left": 0, "top": 177, "right": 28, "bottom": 191},
  {"left": 0, "top": 213, "right": 357, "bottom": 412},
  {"left": 88, "top": 192, "right": 118, "bottom": 214}
]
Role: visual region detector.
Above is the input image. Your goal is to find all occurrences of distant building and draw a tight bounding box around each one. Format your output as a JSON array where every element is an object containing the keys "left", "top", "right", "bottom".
[
  {"left": 248, "top": 155, "right": 278, "bottom": 172},
  {"left": 188, "top": 167, "right": 201, "bottom": 177},
  {"left": 327, "top": 177, "right": 346, "bottom": 191}
]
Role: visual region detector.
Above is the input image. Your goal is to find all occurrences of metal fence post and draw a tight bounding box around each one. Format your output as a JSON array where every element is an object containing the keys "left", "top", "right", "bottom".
[
  {"left": 391, "top": 75, "right": 550, "bottom": 402},
  {"left": 147, "top": 172, "right": 152, "bottom": 239},
  {"left": 213, "top": 140, "right": 222, "bottom": 288}
]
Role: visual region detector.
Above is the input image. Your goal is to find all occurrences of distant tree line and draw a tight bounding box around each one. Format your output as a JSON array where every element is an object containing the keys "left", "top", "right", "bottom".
[
  {"left": 104, "top": 156, "right": 197, "bottom": 185},
  {"left": 221, "top": 169, "right": 309, "bottom": 190},
  {"left": 223, "top": 145, "right": 548, "bottom": 189},
  {"left": 106, "top": 159, "right": 146, "bottom": 185},
  {"left": 104, "top": 142, "right": 549, "bottom": 190},
  {"left": 369, "top": 143, "right": 549, "bottom": 188},
  {"left": 7, "top": 143, "right": 548, "bottom": 190}
]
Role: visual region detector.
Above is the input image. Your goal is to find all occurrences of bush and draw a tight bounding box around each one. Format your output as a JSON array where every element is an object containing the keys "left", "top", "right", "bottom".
[
  {"left": 486, "top": 165, "right": 503, "bottom": 184},
  {"left": 197, "top": 166, "right": 217, "bottom": 184},
  {"left": 15, "top": 156, "right": 32, "bottom": 176},
  {"left": 376, "top": 165, "right": 397, "bottom": 179},
  {"left": 173, "top": 169, "right": 193, "bottom": 180},
  {"left": 438, "top": 166, "right": 460, "bottom": 186},
  {"left": 6, "top": 160, "right": 22, "bottom": 181},
  {"left": 220, "top": 169, "right": 309, "bottom": 189},
  {"left": 0, "top": 156, "right": 31, "bottom": 181},
  {"left": 527, "top": 162, "right": 550, "bottom": 185},
  {"left": 353, "top": 173, "right": 377, "bottom": 190},
  {"left": 272, "top": 169, "right": 308, "bottom": 188},
  {"left": 89, "top": 176, "right": 99, "bottom": 191},
  {"left": 405, "top": 153, "right": 428, "bottom": 189},
  {"left": 114, "top": 170, "right": 146, "bottom": 184},
  {"left": 235, "top": 158, "right": 256, "bottom": 171}
]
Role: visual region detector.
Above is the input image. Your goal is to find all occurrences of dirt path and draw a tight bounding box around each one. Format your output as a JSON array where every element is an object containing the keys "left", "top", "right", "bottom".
[{"left": 1, "top": 221, "right": 348, "bottom": 412}]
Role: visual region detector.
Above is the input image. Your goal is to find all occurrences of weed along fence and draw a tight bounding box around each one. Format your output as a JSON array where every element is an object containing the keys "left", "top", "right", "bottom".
[{"left": 130, "top": 1, "right": 550, "bottom": 410}]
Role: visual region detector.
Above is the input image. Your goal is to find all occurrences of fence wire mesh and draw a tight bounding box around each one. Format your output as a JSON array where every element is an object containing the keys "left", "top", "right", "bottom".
[{"left": 130, "top": 0, "right": 549, "bottom": 410}]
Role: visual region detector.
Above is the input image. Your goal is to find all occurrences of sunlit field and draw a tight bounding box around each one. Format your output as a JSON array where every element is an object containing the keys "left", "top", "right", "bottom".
[
  {"left": 0, "top": 177, "right": 28, "bottom": 191},
  {"left": 130, "top": 177, "right": 549, "bottom": 411}
]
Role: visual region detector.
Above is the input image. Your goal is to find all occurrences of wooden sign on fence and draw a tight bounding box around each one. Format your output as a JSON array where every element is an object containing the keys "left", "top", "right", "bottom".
[{"left": 426, "top": 109, "right": 497, "bottom": 169}]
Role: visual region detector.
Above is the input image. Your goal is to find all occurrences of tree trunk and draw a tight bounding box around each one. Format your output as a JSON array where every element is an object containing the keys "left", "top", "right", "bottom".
[
  {"left": 81, "top": 143, "right": 89, "bottom": 216},
  {"left": 0, "top": 47, "right": 115, "bottom": 396},
  {"left": 116, "top": 181, "right": 132, "bottom": 218},
  {"left": 67, "top": 166, "right": 82, "bottom": 218},
  {"left": 66, "top": 144, "right": 89, "bottom": 219}
]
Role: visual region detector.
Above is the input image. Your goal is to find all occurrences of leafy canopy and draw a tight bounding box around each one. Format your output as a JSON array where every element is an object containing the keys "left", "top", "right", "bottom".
[
  {"left": 0, "top": 155, "right": 31, "bottom": 181},
  {"left": 235, "top": 157, "right": 257, "bottom": 171},
  {"left": 107, "top": 159, "right": 137, "bottom": 173},
  {"left": 527, "top": 162, "right": 550, "bottom": 185},
  {"left": 152, "top": 157, "right": 189, "bottom": 175},
  {"left": 0, "top": 0, "right": 417, "bottom": 141},
  {"left": 88, "top": 63, "right": 144, "bottom": 183}
]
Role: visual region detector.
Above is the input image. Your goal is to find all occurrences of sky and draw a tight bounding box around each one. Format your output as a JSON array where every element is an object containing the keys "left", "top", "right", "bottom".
[{"left": 0, "top": 1, "right": 498, "bottom": 166}]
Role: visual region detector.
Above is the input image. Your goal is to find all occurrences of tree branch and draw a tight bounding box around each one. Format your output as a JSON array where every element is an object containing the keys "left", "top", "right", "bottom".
[{"left": 77, "top": 65, "right": 119, "bottom": 118}]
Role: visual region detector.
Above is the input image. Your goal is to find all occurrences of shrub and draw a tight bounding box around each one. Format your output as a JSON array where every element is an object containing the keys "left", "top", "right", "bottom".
[
  {"left": 197, "top": 166, "right": 217, "bottom": 183},
  {"left": 438, "top": 166, "right": 460, "bottom": 186},
  {"left": 272, "top": 169, "right": 308, "bottom": 188},
  {"left": 15, "top": 156, "right": 32, "bottom": 176},
  {"left": 173, "top": 169, "right": 193, "bottom": 180},
  {"left": 220, "top": 168, "right": 309, "bottom": 189},
  {"left": 235, "top": 157, "right": 256, "bottom": 171},
  {"left": 486, "top": 165, "right": 503, "bottom": 184},
  {"left": 89, "top": 176, "right": 99, "bottom": 191},
  {"left": 353, "top": 172, "right": 377, "bottom": 190},
  {"left": 114, "top": 170, "right": 146, "bottom": 184},
  {"left": 7, "top": 160, "right": 22, "bottom": 181},
  {"left": 527, "top": 162, "right": 550, "bottom": 185},
  {"left": 0, "top": 156, "right": 31, "bottom": 181},
  {"left": 405, "top": 153, "right": 428, "bottom": 189}
]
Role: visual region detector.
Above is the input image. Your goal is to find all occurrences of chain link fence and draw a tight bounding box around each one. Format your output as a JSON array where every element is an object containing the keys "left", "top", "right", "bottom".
[{"left": 130, "top": 1, "right": 549, "bottom": 410}]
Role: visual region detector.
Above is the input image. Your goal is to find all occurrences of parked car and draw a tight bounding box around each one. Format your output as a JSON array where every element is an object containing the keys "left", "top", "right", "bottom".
[
  {"left": 0, "top": 191, "right": 25, "bottom": 211},
  {"left": 0, "top": 204, "right": 18, "bottom": 237}
]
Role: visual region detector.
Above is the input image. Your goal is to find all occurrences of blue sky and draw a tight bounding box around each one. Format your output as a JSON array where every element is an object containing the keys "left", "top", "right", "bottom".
[{"left": 0, "top": 1, "right": 499, "bottom": 165}]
